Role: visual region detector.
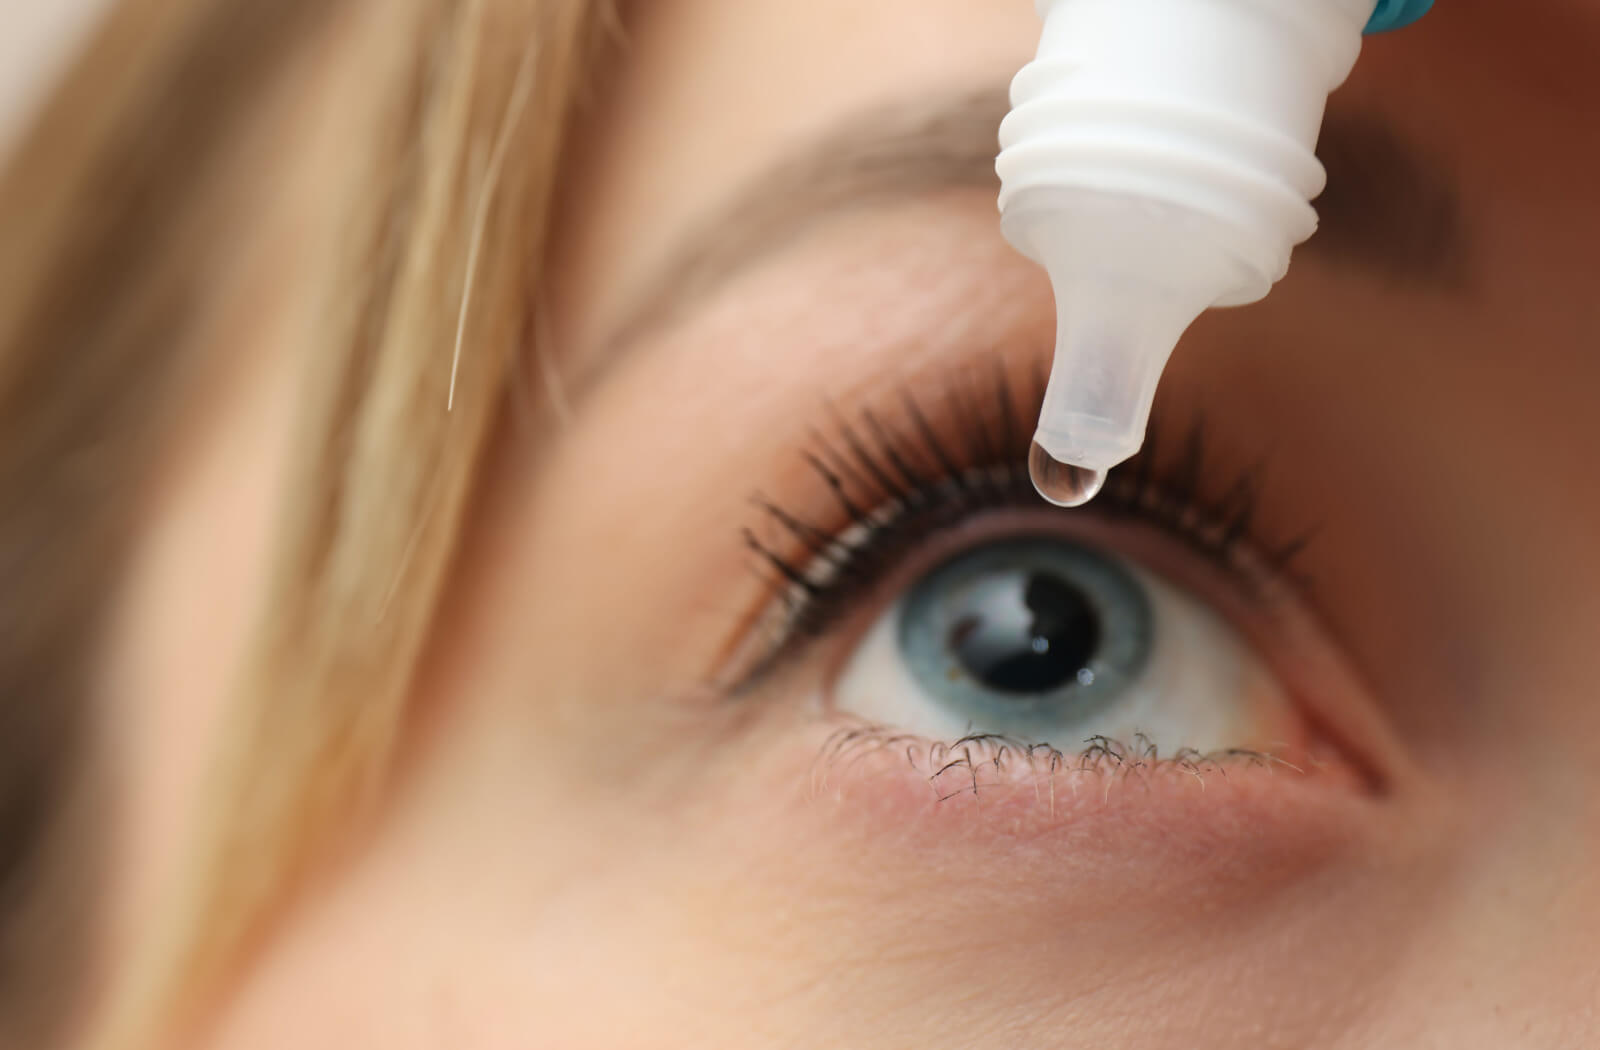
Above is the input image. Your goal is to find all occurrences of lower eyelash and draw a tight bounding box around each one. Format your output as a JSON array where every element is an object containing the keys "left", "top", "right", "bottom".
[
  {"left": 736, "top": 363, "right": 1316, "bottom": 684},
  {"left": 811, "top": 722, "right": 1311, "bottom": 805}
]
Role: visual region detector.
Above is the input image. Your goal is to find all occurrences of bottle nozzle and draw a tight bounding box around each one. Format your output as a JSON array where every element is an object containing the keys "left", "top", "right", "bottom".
[
  {"left": 1026, "top": 286, "right": 1199, "bottom": 507},
  {"left": 1005, "top": 191, "right": 1259, "bottom": 505},
  {"left": 1033, "top": 295, "right": 1188, "bottom": 476}
]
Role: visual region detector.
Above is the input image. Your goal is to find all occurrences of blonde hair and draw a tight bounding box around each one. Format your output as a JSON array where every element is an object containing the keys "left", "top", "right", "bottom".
[{"left": 0, "top": 0, "right": 612, "bottom": 1045}]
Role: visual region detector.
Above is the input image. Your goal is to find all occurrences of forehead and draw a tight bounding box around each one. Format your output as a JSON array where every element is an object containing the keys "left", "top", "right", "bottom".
[
  {"left": 550, "top": 0, "right": 1600, "bottom": 335},
  {"left": 550, "top": 0, "right": 1041, "bottom": 354}
]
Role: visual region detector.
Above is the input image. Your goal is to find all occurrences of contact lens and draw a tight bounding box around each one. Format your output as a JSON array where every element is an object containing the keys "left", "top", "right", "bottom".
[{"left": 1028, "top": 440, "right": 1105, "bottom": 508}]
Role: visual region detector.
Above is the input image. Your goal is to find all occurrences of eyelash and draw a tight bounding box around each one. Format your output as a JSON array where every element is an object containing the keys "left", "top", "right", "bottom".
[
  {"left": 813, "top": 724, "right": 1300, "bottom": 805},
  {"left": 736, "top": 362, "right": 1316, "bottom": 687}
]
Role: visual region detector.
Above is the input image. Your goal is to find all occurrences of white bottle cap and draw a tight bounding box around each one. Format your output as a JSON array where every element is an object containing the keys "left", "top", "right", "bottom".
[{"left": 999, "top": 0, "right": 1376, "bottom": 476}]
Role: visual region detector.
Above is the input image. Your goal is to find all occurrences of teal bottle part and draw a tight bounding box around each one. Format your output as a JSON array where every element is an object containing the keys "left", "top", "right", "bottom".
[{"left": 1366, "top": 0, "right": 1434, "bottom": 33}]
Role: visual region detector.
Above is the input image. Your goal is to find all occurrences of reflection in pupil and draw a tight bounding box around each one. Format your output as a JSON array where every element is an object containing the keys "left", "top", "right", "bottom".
[{"left": 946, "top": 570, "right": 1100, "bottom": 694}]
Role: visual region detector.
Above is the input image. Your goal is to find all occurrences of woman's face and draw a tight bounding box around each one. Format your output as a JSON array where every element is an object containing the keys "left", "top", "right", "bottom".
[{"left": 109, "top": 0, "right": 1600, "bottom": 1045}]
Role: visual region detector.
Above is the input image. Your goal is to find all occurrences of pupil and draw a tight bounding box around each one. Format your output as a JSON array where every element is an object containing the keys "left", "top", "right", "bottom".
[{"left": 946, "top": 570, "right": 1101, "bottom": 694}]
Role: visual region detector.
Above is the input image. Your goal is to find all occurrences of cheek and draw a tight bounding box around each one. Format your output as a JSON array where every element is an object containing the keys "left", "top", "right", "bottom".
[{"left": 499, "top": 716, "right": 1443, "bottom": 1048}]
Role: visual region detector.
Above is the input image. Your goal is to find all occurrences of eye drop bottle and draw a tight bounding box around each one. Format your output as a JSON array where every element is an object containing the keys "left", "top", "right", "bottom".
[{"left": 997, "top": 0, "right": 1435, "bottom": 506}]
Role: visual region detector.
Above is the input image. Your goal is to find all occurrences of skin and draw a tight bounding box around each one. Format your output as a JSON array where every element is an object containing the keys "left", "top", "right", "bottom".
[{"left": 101, "top": 0, "right": 1600, "bottom": 1046}]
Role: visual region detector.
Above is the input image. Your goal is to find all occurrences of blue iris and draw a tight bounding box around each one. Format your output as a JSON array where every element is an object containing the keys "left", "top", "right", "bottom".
[{"left": 896, "top": 538, "right": 1152, "bottom": 740}]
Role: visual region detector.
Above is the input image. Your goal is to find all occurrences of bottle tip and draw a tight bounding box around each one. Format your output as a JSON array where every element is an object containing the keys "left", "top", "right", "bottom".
[{"left": 1028, "top": 440, "right": 1107, "bottom": 508}]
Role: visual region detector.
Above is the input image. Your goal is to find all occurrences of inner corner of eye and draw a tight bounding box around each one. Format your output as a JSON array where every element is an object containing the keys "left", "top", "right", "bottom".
[{"left": 829, "top": 533, "right": 1295, "bottom": 760}]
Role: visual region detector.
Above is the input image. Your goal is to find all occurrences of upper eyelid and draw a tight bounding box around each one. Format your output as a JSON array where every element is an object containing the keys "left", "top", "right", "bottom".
[{"left": 728, "top": 371, "right": 1317, "bottom": 694}]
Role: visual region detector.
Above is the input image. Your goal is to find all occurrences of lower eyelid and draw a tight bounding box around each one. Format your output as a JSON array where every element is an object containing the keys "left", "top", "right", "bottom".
[
  {"left": 773, "top": 711, "right": 1382, "bottom": 879},
  {"left": 804, "top": 719, "right": 1357, "bottom": 819}
]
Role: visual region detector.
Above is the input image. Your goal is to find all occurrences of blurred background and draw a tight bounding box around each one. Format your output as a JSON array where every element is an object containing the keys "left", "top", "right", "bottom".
[{"left": 0, "top": 3, "right": 109, "bottom": 155}]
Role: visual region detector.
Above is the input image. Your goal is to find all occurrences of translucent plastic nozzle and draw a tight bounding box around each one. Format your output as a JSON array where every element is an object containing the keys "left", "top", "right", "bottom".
[{"left": 1004, "top": 191, "right": 1260, "bottom": 505}]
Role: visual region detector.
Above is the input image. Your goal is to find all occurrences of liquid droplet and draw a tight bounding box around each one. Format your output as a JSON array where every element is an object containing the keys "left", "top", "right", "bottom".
[{"left": 1028, "top": 440, "right": 1105, "bottom": 508}]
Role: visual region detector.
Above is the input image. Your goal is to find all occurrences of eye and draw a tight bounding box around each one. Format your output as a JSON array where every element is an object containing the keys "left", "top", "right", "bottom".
[
  {"left": 732, "top": 374, "right": 1341, "bottom": 772},
  {"left": 834, "top": 531, "right": 1289, "bottom": 755}
]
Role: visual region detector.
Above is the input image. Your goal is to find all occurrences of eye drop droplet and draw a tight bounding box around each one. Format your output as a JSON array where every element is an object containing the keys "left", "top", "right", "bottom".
[{"left": 1028, "top": 440, "right": 1105, "bottom": 508}]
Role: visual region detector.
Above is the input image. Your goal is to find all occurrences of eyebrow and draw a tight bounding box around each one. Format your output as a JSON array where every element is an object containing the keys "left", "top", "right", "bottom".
[{"left": 592, "top": 85, "right": 1468, "bottom": 370}]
